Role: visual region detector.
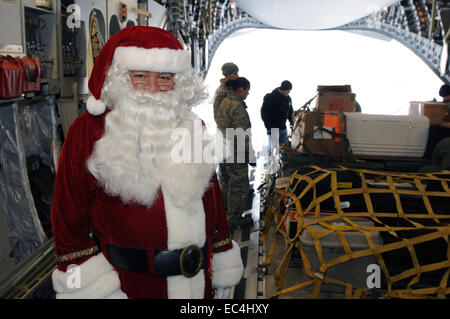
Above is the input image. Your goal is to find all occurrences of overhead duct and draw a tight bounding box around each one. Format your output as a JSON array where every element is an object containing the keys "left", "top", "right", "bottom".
[{"left": 235, "top": 0, "right": 402, "bottom": 30}]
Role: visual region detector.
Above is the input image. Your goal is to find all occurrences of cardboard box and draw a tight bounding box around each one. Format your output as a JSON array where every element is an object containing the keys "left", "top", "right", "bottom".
[
  {"left": 409, "top": 101, "right": 448, "bottom": 125},
  {"left": 316, "top": 91, "right": 356, "bottom": 112},
  {"left": 291, "top": 111, "right": 346, "bottom": 157},
  {"left": 317, "top": 85, "right": 352, "bottom": 93}
]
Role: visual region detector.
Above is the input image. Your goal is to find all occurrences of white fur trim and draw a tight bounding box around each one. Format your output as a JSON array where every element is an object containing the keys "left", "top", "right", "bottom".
[
  {"left": 52, "top": 253, "right": 128, "bottom": 299},
  {"left": 105, "top": 290, "right": 128, "bottom": 299},
  {"left": 162, "top": 186, "right": 206, "bottom": 298},
  {"left": 113, "top": 46, "right": 191, "bottom": 73},
  {"left": 155, "top": 113, "right": 217, "bottom": 298},
  {"left": 213, "top": 287, "right": 232, "bottom": 299},
  {"left": 86, "top": 95, "right": 107, "bottom": 115},
  {"left": 211, "top": 240, "right": 244, "bottom": 289}
]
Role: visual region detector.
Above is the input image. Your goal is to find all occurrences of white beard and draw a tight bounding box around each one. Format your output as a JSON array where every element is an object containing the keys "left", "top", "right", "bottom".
[{"left": 87, "top": 88, "right": 215, "bottom": 209}]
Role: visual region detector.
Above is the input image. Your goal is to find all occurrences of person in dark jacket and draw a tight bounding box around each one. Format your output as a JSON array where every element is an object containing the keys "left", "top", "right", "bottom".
[
  {"left": 261, "top": 80, "right": 294, "bottom": 155},
  {"left": 439, "top": 84, "right": 450, "bottom": 103}
]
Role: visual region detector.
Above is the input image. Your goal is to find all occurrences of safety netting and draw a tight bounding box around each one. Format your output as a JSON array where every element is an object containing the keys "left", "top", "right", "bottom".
[{"left": 261, "top": 166, "right": 450, "bottom": 299}]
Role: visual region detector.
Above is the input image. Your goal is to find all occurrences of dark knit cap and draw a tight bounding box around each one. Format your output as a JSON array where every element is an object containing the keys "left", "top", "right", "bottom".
[
  {"left": 280, "top": 80, "right": 292, "bottom": 91},
  {"left": 439, "top": 84, "right": 450, "bottom": 97},
  {"left": 221, "top": 62, "right": 239, "bottom": 76}
]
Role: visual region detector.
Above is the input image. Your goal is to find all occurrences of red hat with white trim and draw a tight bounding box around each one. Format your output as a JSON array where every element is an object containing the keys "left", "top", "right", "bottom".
[{"left": 87, "top": 26, "right": 190, "bottom": 115}]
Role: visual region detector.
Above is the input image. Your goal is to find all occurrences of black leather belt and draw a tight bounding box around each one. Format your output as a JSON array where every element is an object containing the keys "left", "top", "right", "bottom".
[{"left": 92, "top": 232, "right": 208, "bottom": 278}]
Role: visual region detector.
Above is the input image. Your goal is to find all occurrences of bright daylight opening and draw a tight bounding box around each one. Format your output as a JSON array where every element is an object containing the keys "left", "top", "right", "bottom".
[{"left": 194, "top": 28, "right": 445, "bottom": 154}]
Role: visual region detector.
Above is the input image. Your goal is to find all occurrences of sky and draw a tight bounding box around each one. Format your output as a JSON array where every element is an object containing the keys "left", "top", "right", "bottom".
[{"left": 193, "top": 28, "right": 445, "bottom": 153}]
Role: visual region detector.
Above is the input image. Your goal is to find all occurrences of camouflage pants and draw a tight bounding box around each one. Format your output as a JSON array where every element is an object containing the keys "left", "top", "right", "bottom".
[{"left": 218, "top": 163, "right": 250, "bottom": 221}]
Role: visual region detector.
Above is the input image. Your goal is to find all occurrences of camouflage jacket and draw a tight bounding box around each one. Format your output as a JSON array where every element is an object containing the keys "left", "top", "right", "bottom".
[
  {"left": 213, "top": 78, "right": 231, "bottom": 124},
  {"left": 216, "top": 90, "right": 255, "bottom": 163}
]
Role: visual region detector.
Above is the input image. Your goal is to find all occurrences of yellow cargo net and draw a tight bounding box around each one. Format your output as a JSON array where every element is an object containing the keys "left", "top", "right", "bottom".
[{"left": 261, "top": 166, "right": 450, "bottom": 299}]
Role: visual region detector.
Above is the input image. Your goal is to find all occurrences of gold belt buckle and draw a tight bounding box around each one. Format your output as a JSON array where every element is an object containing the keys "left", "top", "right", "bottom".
[{"left": 179, "top": 245, "right": 204, "bottom": 278}]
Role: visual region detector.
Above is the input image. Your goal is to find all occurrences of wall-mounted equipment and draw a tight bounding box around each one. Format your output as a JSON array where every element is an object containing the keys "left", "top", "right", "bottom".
[
  {"left": 110, "top": 14, "right": 121, "bottom": 37},
  {"left": 134, "top": 2, "right": 151, "bottom": 26},
  {"left": 23, "top": 2, "right": 59, "bottom": 95},
  {"left": 147, "top": 0, "right": 167, "bottom": 28},
  {"left": 0, "top": 0, "right": 23, "bottom": 55},
  {"left": 35, "top": 0, "right": 52, "bottom": 10},
  {"left": 119, "top": 2, "right": 127, "bottom": 23},
  {"left": 60, "top": 12, "right": 85, "bottom": 78},
  {"left": 89, "top": 9, "right": 106, "bottom": 63}
]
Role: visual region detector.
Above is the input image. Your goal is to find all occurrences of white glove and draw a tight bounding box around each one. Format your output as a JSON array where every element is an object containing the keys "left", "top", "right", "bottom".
[
  {"left": 214, "top": 287, "right": 232, "bottom": 299},
  {"left": 52, "top": 253, "right": 128, "bottom": 299}
]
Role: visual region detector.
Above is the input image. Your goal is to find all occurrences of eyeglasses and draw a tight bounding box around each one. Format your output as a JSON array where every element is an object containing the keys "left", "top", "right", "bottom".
[{"left": 128, "top": 71, "right": 175, "bottom": 91}]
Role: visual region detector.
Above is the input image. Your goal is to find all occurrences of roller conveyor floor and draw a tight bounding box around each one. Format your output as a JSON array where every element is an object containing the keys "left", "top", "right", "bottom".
[{"left": 0, "top": 239, "right": 56, "bottom": 299}]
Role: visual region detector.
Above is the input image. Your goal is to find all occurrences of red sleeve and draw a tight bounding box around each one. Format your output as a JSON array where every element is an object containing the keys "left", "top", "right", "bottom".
[
  {"left": 206, "top": 173, "right": 233, "bottom": 254},
  {"left": 51, "top": 115, "right": 99, "bottom": 271}
]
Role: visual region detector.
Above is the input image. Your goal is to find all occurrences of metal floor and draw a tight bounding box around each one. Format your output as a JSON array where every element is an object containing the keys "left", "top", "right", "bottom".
[
  {"left": 0, "top": 239, "right": 56, "bottom": 299},
  {"left": 228, "top": 159, "right": 268, "bottom": 300},
  {"left": 228, "top": 158, "right": 333, "bottom": 300}
]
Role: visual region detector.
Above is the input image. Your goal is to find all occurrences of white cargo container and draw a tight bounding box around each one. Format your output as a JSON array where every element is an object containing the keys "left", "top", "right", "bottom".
[{"left": 344, "top": 113, "right": 429, "bottom": 158}]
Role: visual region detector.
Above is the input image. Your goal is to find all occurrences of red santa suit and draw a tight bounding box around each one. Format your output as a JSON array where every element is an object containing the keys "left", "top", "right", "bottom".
[{"left": 51, "top": 26, "right": 243, "bottom": 299}]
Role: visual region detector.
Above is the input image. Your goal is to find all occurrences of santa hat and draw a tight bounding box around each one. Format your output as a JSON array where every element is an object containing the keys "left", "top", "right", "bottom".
[{"left": 87, "top": 26, "right": 191, "bottom": 115}]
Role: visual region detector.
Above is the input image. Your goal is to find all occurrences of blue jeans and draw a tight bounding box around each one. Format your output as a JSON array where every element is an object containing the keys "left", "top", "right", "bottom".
[{"left": 267, "top": 128, "right": 288, "bottom": 155}]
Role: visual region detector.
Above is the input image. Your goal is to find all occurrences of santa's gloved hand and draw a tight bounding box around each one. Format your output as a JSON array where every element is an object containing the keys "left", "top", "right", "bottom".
[{"left": 214, "top": 287, "right": 232, "bottom": 299}]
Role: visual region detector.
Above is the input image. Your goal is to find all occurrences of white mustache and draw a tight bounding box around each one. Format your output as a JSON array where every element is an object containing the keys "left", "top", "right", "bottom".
[{"left": 127, "top": 87, "right": 180, "bottom": 107}]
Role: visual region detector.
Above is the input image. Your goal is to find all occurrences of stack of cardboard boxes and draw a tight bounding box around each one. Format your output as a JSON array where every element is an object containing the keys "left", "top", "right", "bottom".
[
  {"left": 409, "top": 101, "right": 449, "bottom": 127},
  {"left": 409, "top": 101, "right": 450, "bottom": 159},
  {"left": 291, "top": 85, "right": 356, "bottom": 157}
]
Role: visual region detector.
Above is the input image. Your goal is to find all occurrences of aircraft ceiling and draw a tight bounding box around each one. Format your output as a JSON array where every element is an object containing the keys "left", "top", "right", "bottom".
[{"left": 235, "top": 0, "right": 402, "bottom": 30}]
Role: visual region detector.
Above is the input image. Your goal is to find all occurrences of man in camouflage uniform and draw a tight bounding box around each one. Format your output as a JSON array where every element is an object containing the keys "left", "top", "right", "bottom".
[
  {"left": 215, "top": 77, "right": 255, "bottom": 229},
  {"left": 214, "top": 62, "right": 239, "bottom": 124},
  {"left": 213, "top": 62, "right": 240, "bottom": 218}
]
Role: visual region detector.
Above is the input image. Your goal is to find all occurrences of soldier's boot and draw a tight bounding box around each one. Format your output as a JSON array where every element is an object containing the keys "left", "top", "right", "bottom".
[
  {"left": 237, "top": 215, "right": 254, "bottom": 228},
  {"left": 245, "top": 189, "right": 255, "bottom": 211},
  {"left": 228, "top": 214, "right": 254, "bottom": 230}
]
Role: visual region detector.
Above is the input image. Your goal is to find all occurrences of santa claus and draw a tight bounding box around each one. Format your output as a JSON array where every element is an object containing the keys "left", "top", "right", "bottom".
[{"left": 51, "top": 26, "right": 243, "bottom": 299}]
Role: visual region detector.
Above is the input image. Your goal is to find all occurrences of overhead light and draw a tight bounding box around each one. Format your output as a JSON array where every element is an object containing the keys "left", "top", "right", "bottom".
[{"left": 231, "top": 2, "right": 237, "bottom": 9}]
